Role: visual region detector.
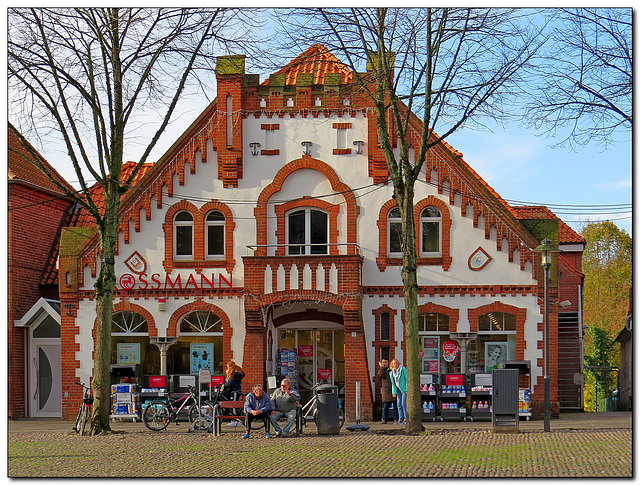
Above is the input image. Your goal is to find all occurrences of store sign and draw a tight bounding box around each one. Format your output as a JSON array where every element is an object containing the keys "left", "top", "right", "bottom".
[
  {"left": 442, "top": 340, "right": 460, "bottom": 362},
  {"left": 190, "top": 343, "right": 214, "bottom": 374},
  {"left": 298, "top": 345, "right": 313, "bottom": 357},
  {"left": 117, "top": 343, "right": 140, "bottom": 364},
  {"left": 317, "top": 368, "right": 332, "bottom": 381},
  {"left": 117, "top": 271, "right": 232, "bottom": 291}
]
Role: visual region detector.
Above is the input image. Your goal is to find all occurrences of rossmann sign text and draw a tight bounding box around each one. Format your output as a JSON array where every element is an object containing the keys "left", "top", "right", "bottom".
[{"left": 117, "top": 272, "right": 232, "bottom": 291}]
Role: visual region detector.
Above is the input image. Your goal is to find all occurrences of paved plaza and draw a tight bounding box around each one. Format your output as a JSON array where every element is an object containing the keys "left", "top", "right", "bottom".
[{"left": 7, "top": 412, "right": 632, "bottom": 478}]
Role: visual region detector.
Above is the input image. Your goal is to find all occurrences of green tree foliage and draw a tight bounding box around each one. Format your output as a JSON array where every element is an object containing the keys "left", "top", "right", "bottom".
[{"left": 581, "top": 221, "right": 631, "bottom": 411}]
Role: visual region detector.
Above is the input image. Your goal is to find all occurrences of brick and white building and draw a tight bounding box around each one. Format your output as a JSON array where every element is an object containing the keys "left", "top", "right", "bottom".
[{"left": 12, "top": 45, "right": 586, "bottom": 420}]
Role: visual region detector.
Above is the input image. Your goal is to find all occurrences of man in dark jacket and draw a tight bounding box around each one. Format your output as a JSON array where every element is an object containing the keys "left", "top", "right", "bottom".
[
  {"left": 242, "top": 384, "right": 272, "bottom": 439},
  {"left": 377, "top": 359, "right": 396, "bottom": 423}
]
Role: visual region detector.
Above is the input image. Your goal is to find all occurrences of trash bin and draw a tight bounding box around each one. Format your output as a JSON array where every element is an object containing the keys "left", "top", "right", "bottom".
[{"left": 315, "top": 384, "right": 340, "bottom": 435}]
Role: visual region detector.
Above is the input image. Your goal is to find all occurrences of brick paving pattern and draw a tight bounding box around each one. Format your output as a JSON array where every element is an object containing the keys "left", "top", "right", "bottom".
[{"left": 8, "top": 423, "right": 632, "bottom": 478}]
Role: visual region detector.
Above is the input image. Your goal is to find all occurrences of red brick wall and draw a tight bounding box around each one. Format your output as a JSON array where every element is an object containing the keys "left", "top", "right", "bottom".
[{"left": 8, "top": 183, "right": 72, "bottom": 418}]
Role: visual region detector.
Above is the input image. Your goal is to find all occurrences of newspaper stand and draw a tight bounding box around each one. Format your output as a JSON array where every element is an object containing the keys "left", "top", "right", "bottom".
[{"left": 190, "top": 369, "right": 213, "bottom": 432}]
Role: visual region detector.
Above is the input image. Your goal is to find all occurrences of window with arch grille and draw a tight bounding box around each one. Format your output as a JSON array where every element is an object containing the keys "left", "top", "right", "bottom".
[
  {"left": 420, "top": 206, "right": 441, "bottom": 255},
  {"left": 174, "top": 211, "right": 194, "bottom": 258},
  {"left": 179, "top": 311, "right": 223, "bottom": 334},
  {"left": 112, "top": 311, "right": 148, "bottom": 335}
]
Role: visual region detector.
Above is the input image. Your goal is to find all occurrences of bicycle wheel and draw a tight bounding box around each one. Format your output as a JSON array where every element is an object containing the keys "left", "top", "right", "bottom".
[
  {"left": 143, "top": 401, "right": 171, "bottom": 431},
  {"left": 79, "top": 406, "right": 89, "bottom": 435},
  {"left": 188, "top": 402, "right": 214, "bottom": 425},
  {"left": 338, "top": 407, "right": 345, "bottom": 428},
  {"left": 73, "top": 405, "right": 83, "bottom": 433}
]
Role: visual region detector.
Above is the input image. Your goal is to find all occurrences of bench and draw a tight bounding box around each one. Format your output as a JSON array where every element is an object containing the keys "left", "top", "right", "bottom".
[{"left": 212, "top": 400, "right": 246, "bottom": 436}]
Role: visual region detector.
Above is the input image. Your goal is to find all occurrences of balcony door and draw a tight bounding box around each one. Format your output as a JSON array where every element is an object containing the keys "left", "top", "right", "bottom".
[{"left": 287, "top": 208, "right": 328, "bottom": 255}]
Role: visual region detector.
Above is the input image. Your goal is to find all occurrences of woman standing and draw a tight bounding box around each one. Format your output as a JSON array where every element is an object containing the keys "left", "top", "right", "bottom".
[
  {"left": 377, "top": 359, "right": 395, "bottom": 424},
  {"left": 222, "top": 360, "right": 245, "bottom": 399},
  {"left": 389, "top": 358, "right": 407, "bottom": 425}
]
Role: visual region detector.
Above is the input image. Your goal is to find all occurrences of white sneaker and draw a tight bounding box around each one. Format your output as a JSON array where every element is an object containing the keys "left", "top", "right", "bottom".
[{"left": 226, "top": 420, "right": 239, "bottom": 427}]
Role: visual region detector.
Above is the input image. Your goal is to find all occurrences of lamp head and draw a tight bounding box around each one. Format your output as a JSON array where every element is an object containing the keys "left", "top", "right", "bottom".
[{"left": 533, "top": 238, "right": 560, "bottom": 265}]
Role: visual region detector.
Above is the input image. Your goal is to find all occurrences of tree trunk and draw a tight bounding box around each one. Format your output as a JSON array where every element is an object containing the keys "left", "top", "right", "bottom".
[{"left": 396, "top": 179, "right": 422, "bottom": 434}]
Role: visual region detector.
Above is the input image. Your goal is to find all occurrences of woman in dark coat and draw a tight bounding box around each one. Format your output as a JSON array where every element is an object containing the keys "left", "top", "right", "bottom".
[
  {"left": 222, "top": 360, "right": 245, "bottom": 399},
  {"left": 377, "top": 358, "right": 395, "bottom": 423}
]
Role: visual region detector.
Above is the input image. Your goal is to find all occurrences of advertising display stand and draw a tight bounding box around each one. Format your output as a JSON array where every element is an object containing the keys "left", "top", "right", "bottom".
[
  {"left": 438, "top": 374, "right": 467, "bottom": 422},
  {"left": 419, "top": 374, "right": 437, "bottom": 421},
  {"left": 140, "top": 375, "right": 168, "bottom": 416},
  {"left": 469, "top": 373, "right": 493, "bottom": 421},
  {"left": 110, "top": 383, "right": 139, "bottom": 422}
]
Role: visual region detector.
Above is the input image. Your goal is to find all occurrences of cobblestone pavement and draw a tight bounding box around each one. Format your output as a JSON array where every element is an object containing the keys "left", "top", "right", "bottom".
[{"left": 7, "top": 414, "right": 632, "bottom": 478}]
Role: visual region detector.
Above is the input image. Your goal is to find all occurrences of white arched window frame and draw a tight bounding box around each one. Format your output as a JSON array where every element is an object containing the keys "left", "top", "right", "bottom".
[
  {"left": 174, "top": 211, "right": 194, "bottom": 259},
  {"left": 387, "top": 207, "right": 402, "bottom": 257},
  {"left": 286, "top": 208, "right": 328, "bottom": 255},
  {"left": 205, "top": 210, "right": 225, "bottom": 260},
  {"left": 420, "top": 206, "right": 442, "bottom": 257}
]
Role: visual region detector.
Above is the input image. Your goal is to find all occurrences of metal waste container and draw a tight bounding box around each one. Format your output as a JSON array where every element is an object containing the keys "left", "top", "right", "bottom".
[
  {"left": 492, "top": 369, "right": 519, "bottom": 433},
  {"left": 315, "top": 384, "right": 340, "bottom": 435}
]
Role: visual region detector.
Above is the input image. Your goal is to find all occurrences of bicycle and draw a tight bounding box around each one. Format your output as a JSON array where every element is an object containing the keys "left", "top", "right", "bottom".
[
  {"left": 73, "top": 381, "right": 93, "bottom": 435},
  {"left": 300, "top": 384, "right": 345, "bottom": 429},
  {"left": 142, "top": 385, "right": 217, "bottom": 431}
]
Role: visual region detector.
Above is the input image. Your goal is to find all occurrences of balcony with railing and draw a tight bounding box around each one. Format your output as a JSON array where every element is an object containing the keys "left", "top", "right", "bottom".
[{"left": 243, "top": 243, "right": 362, "bottom": 296}]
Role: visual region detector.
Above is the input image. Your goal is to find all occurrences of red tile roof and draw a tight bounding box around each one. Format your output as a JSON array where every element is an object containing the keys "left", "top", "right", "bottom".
[
  {"left": 262, "top": 44, "right": 353, "bottom": 86},
  {"left": 75, "top": 161, "right": 155, "bottom": 226},
  {"left": 8, "top": 125, "right": 76, "bottom": 195},
  {"left": 511, "top": 206, "right": 585, "bottom": 244}
]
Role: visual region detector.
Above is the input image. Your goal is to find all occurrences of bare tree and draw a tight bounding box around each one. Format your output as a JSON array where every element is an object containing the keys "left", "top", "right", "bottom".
[
  {"left": 278, "top": 7, "right": 543, "bottom": 433},
  {"left": 8, "top": 7, "right": 263, "bottom": 434},
  {"left": 525, "top": 8, "right": 632, "bottom": 149}
]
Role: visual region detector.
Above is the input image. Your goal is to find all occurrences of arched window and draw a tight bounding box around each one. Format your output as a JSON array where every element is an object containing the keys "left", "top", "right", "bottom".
[
  {"left": 419, "top": 312, "right": 449, "bottom": 332},
  {"left": 387, "top": 207, "right": 402, "bottom": 256},
  {"left": 478, "top": 312, "right": 516, "bottom": 332},
  {"left": 111, "top": 311, "right": 158, "bottom": 375},
  {"left": 205, "top": 210, "right": 225, "bottom": 259},
  {"left": 287, "top": 208, "right": 328, "bottom": 255},
  {"left": 171, "top": 311, "right": 224, "bottom": 375},
  {"left": 420, "top": 206, "right": 441, "bottom": 256},
  {"left": 174, "top": 211, "right": 194, "bottom": 259}
]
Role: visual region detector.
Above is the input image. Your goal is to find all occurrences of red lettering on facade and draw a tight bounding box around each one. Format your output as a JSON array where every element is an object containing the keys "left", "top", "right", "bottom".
[
  {"left": 165, "top": 274, "right": 182, "bottom": 290},
  {"left": 138, "top": 274, "right": 148, "bottom": 290},
  {"left": 150, "top": 273, "right": 162, "bottom": 290},
  {"left": 219, "top": 273, "right": 232, "bottom": 288},
  {"left": 184, "top": 274, "right": 198, "bottom": 289}
]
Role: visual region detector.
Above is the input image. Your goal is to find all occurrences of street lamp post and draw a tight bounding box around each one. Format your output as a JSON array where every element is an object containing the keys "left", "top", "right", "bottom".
[{"left": 533, "top": 238, "right": 559, "bottom": 433}]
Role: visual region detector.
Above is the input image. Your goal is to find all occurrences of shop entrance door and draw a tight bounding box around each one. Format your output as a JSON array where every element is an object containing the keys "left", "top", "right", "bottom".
[
  {"left": 278, "top": 327, "right": 344, "bottom": 405},
  {"left": 29, "top": 342, "right": 62, "bottom": 417}
]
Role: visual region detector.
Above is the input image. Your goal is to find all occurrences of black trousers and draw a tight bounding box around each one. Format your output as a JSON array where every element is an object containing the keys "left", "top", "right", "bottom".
[{"left": 245, "top": 412, "right": 270, "bottom": 434}]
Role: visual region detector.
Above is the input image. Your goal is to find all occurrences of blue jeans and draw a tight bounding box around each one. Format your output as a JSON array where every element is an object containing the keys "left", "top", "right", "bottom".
[
  {"left": 270, "top": 408, "right": 297, "bottom": 436},
  {"left": 382, "top": 401, "right": 396, "bottom": 422},
  {"left": 395, "top": 391, "right": 406, "bottom": 421}
]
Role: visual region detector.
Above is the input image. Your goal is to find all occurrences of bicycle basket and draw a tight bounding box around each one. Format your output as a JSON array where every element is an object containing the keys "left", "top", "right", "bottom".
[{"left": 83, "top": 396, "right": 94, "bottom": 405}]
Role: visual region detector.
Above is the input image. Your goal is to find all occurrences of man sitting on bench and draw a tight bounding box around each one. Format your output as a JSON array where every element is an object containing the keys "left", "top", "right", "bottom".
[
  {"left": 270, "top": 378, "right": 300, "bottom": 438},
  {"left": 242, "top": 384, "right": 272, "bottom": 439}
]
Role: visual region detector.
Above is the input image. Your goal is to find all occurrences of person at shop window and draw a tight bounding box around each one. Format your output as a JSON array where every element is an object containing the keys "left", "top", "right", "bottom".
[
  {"left": 269, "top": 378, "right": 300, "bottom": 437},
  {"left": 377, "top": 359, "right": 395, "bottom": 424},
  {"left": 242, "top": 384, "right": 272, "bottom": 439},
  {"left": 222, "top": 360, "right": 245, "bottom": 400},
  {"left": 390, "top": 358, "right": 407, "bottom": 425}
]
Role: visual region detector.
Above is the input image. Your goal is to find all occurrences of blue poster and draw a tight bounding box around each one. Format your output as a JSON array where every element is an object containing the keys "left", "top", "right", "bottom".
[{"left": 190, "top": 343, "right": 214, "bottom": 374}]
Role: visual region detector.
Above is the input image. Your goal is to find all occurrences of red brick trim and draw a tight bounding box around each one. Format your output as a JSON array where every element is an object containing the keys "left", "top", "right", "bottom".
[
  {"left": 162, "top": 200, "right": 235, "bottom": 273},
  {"left": 416, "top": 302, "right": 460, "bottom": 333},
  {"left": 333, "top": 148, "right": 352, "bottom": 155},
  {"left": 112, "top": 301, "right": 158, "bottom": 337},
  {"left": 274, "top": 198, "right": 340, "bottom": 256},
  {"left": 414, "top": 196, "right": 452, "bottom": 271},
  {"left": 376, "top": 196, "right": 452, "bottom": 271},
  {"left": 332, "top": 123, "right": 353, "bottom": 129},
  {"left": 254, "top": 155, "right": 359, "bottom": 256},
  {"left": 261, "top": 124, "right": 280, "bottom": 130},
  {"left": 260, "top": 149, "right": 280, "bottom": 156},
  {"left": 371, "top": 304, "right": 398, "bottom": 362}
]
